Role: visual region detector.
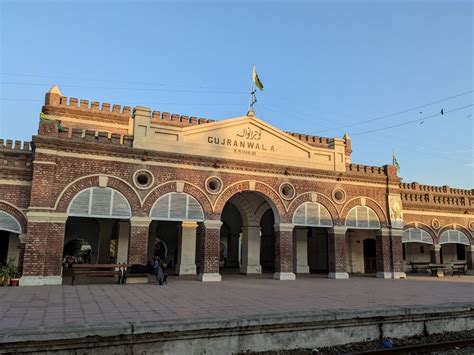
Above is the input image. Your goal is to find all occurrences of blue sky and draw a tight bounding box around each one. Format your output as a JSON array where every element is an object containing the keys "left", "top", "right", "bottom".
[{"left": 1, "top": 0, "right": 472, "bottom": 188}]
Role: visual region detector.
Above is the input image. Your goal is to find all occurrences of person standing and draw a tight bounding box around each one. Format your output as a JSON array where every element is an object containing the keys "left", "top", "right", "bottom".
[{"left": 154, "top": 257, "right": 164, "bottom": 285}]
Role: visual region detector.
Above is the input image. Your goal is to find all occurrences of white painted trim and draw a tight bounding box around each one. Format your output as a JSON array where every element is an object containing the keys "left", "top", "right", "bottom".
[
  {"left": 273, "top": 272, "right": 296, "bottom": 280},
  {"left": 393, "top": 272, "right": 407, "bottom": 279},
  {"left": 328, "top": 272, "right": 349, "bottom": 279},
  {"left": 376, "top": 272, "right": 393, "bottom": 279},
  {"left": 0, "top": 179, "right": 31, "bottom": 186},
  {"left": 198, "top": 273, "right": 222, "bottom": 282},
  {"left": 404, "top": 210, "right": 474, "bottom": 218},
  {"left": 20, "top": 276, "right": 62, "bottom": 286}
]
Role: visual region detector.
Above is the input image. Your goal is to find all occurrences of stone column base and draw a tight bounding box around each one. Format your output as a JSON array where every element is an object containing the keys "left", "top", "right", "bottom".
[
  {"left": 328, "top": 272, "right": 349, "bottom": 279},
  {"left": 240, "top": 265, "right": 262, "bottom": 274},
  {"left": 198, "top": 273, "right": 222, "bottom": 282},
  {"left": 20, "top": 276, "right": 62, "bottom": 286},
  {"left": 273, "top": 272, "right": 296, "bottom": 280},
  {"left": 376, "top": 272, "right": 393, "bottom": 279},
  {"left": 296, "top": 265, "right": 310, "bottom": 274},
  {"left": 177, "top": 264, "right": 196, "bottom": 275},
  {"left": 393, "top": 272, "right": 406, "bottom": 279}
]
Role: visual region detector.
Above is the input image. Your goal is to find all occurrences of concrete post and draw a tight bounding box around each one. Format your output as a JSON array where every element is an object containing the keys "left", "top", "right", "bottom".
[
  {"left": 293, "top": 227, "right": 309, "bottom": 274},
  {"left": 273, "top": 223, "right": 296, "bottom": 280},
  {"left": 177, "top": 221, "right": 198, "bottom": 275},
  {"left": 327, "top": 226, "right": 349, "bottom": 279},
  {"left": 430, "top": 244, "right": 441, "bottom": 264},
  {"left": 240, "top": 224, "right": 262, "bottom": 274},
  {"left": 116, "top": 221, "right": 130, "bottom": 264},
  {"left": 198, "top": 220, "right": 223, "bottom": 282}
]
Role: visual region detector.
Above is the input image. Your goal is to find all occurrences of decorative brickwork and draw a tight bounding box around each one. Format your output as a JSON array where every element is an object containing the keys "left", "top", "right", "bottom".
[
  {"left": 274, "top": 228, "right": 294, "bottom": 273},
  {"left": 328, "top": 228, "right": 347, "bottom": 273},
  {"left": 128, "top": 225, "right": 149, "bottom": 265},
  {"left": 287, "top": 192, "right": 339, "bottom": 226},
  {"left": 0, "top": 202, "right": 27, "bottom": 233},
  {"left": 376, "top": 232, "right": 392, "bottom": 274},
  {"left": 200, "top": 222, "right": 222, "bottom": 274}
]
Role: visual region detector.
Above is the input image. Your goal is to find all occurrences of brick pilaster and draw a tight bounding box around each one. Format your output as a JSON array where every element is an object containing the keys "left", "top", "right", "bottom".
[
  {"left": 273, "top": 223, "right": 295, "bottom": 280},
  {"left": 376, "top": 228, "right": 392, "bottom": 278},
  {"left": 328, "top": 226, "right": 348, "bottom": 279},
  {"left": 198, "top": 220, "right": 222, "bottom": 282},
  {"left": 430, "top": 244, "right": 441, "bottom": 264},
  {"left": 390, "top": 229, "right": 406, "bottom": 279},
  {"left": 128, "top": 217, "right": 151, "bottom": 265}
]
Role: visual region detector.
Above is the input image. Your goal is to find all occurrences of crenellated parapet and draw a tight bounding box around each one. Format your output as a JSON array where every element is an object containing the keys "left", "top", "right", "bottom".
[
  {"left": 400, "top": 181, "right": 474, "bottom": 211},
  {"left": 150, "top": 110, "right": 215, "bottom": 127},
  {"left": 0, "top": 139, "right": 33, "bottom": 179}
]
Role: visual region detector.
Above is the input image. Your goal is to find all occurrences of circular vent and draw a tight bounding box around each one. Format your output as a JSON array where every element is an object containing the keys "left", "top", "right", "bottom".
[
  {"left": 133, "top": 169, "right": 154, "bottom": 190},
  {"left": 279, "top": 183, "right": 295, "bottom": 200},
  {"left": 205, "top": 176, "right": 223, "bottom": 194}
]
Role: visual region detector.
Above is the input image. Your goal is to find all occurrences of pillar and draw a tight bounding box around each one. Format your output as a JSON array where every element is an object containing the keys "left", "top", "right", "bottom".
[
  {"left": 274, "top": 223, "right": 296, "bottom": 280},
  {"left": 466, "top": 245, "right": 474, "bottom": 272},
  {"left": 376, "top": 228, "right": 392, "bottom": 278},
  {"left": 430, "top": 244, "right": 441, "bottom": 264},
  {"left": 116, "top": 221, "right": 130, "bottom": 264},
  {"left": 294, "top": 227, "right": 309, "bottom": 274},
  {"left": 390, "top": 229, "right": 406, "bottom": 279},
  {"left": 240, "top": 224, "right": 261, "bottom": 274},
  {"left": 198, "top": 220, "right": 222, "bottom": 282},
  {"left": 21, "top": 212, "right": 67, "bottom": 286},
  {"left": 177, "top": 221, "right": 198, "bottom": 275},
  {"left": 18, "top": 234, "right": 27, "bottom": 274},
  {"left": 328, "top": 226, "right": 349, "bottom": 279},
  {"left": 128, "top": 217, "right": 151, "bottom": 265}
]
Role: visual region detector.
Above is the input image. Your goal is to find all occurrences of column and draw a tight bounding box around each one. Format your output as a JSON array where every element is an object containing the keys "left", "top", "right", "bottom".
[
  {"left": 116, "top": 221, "right": 130, "bottom": 264},
  {"left": 274, "top": 223, "right": 296, "bottom": 280},
  {"left": 177, "top": 221, "right": 198, "bottom": 275},
  {"left": 198, "top": 220, "right": 222, "bottom": 282},
  {"left": 466, "top": 246, "right": 474, "bottom": 272},
  {"left": 390, "top": 229, "right": 406, "bottom": 279},
  {"left": 430, "top": 244, "right": 441, "bottom": 264},
  {"left": 376, "top": 228, "right": 392, "bottom": 278},
  {"left": 18, "top": 234, "right": 27, "bottom": 274},
  {"left": 128, "top": 217, "right": 151, "bottom": 265},
  {"left": 240, "top": 224, "right": 261, "bottom": 274},
  {"left": 327, "top": 226, "right": 349, "bottom": 279},
  {"left": 21, "top": 212, "right": 67, "bottom": 286},
  {"left": 294, "top": 227, "right": 309, "bottom": 274}
]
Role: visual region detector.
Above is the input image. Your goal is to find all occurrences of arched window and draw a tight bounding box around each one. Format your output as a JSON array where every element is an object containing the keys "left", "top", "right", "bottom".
[
  {"left": 150, "top": 192, "right": 204, "bottom": 221},
  {"left": 402, "top": 228, "right": 433, "bottom": 245},
  {"left": 345, "top": 206, "right": 380, "bottom": 229},
  {"left": 439, "top": 230, "right": 470, "bottom": 246},
  {"left": 68, "top": 187, "right": 132, "bottom": 219},
  {"left": 292, "top": 202, "right": 333, "bottom": 227},
  {"left": 0, "top": 211, "right": 22, "bottom": 234}
]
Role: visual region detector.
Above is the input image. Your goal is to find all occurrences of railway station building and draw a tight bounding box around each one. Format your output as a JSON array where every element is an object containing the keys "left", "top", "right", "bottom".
[{"left": 1, "top": 86, "right": 473, "bottom": 285}]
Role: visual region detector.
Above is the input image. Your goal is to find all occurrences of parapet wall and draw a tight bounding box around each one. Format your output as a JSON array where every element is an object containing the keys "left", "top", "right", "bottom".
[
  {"left": 150, "top": 110, "right": 215, "bottom": 127},
  {"left": 0, "top": 139, "right": 33, "bottom": 180}
]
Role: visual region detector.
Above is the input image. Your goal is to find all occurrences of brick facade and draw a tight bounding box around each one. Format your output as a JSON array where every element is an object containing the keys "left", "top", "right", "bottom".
[{"left": 0, "top": 88, "right": 472, "bottom": 285}]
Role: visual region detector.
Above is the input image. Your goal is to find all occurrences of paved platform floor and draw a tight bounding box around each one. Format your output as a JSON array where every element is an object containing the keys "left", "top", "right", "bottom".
[{"left": 0, "top": 274, "right": 472, "bottom": 332}]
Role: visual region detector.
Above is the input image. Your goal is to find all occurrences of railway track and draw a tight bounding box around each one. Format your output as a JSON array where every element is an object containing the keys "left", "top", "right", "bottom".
[{"left": 352, "top": 338, "right": 474, "bottom": 354}]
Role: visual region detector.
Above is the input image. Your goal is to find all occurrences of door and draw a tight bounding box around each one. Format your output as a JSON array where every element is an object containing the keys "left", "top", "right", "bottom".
[{"left": 363, "top": 239, "right": 376, "bottom": 273}]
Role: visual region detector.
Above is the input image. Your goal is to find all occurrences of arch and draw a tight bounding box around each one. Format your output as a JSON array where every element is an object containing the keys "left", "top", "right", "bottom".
[
  {"left": 142, "top": 181, "right": 213, "bottom": 217},
  {"left": 0, "top": 210, "right": 22, "bottom": 234},
  {"left": 0, "top": 201, "right": 26, "bottom": 234},
  {"left": 341, "top": 197, "right": 388, "bottom": 227},
  {"left": 214, "top": 180, "right": 286, "bottom": 223},
  {"left": 403, "top": 222, "right": 437, "bottom": 241},
  {"left": 55, "top": 175, "right": 142, "bottom": 215},
  {"left": 292, "top": 202, "right": 334, "bottom": 227},
  {"left": 439, "top": 229, "right": 470, "bottom": 246},
  {"left": 402, "top": 228, "right": 434, "bottom": 245},
  {"left": 228, "top": 193, "right": 260, "bottom": 225},
  {"left": 345, "top": 205, "right": 381, "bottom": 229},
  {"left": 288, "top": 192, "right": 339, "bottom": 225},
  {"left": 67, "top": 187, "right": 132, "bottom": 219},
  {"left": 150, "top": 192, "right": 205, "bottom": 222}
]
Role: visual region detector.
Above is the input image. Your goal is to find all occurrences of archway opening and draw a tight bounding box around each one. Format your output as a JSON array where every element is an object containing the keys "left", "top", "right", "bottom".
[
  {"left": 219, "top": 202, "right": 242, "bottom": 271},
  {"left": 363, "top": 239, "right": 376, "bottom": 273},
  {"left": 439, "top": 229, "right": 470, "bottom": 264},
  {"left": 147, "top": 221, "right": 180, "bottom": 273},
  {"left": 0, "top": 211, "right": 22, "bottom": 268},
  {"left": 260, "top": 208, "right": 275, "bottom": 273}
]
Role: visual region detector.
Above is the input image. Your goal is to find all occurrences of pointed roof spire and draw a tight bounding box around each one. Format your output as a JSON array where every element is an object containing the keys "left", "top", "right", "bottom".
[
  {"left": 343, "top": 132, "right": 351, "bottom": 141},
  {"left": 47, "top": 84, "right": 62, "bottom": 96}
]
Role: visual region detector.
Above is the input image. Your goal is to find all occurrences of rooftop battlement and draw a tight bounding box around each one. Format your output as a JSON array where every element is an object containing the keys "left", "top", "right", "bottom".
[
  {"left": 149, "top": 109, "right": 215, "bottom": 127},
  {"left": 400, "top": 182, "right": 473, "bottom": 196},
  {"left": 0, "top": 139, "right": 32, "bottom": 152}
]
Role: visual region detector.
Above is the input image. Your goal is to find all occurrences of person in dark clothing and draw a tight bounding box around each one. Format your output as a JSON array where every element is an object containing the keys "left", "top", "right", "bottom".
[
  {"left": 154, "top": 257, "right": 164, "bottom": 285},
  {"left": 161, "top": 259, "right": 169, "bottom": 284}
]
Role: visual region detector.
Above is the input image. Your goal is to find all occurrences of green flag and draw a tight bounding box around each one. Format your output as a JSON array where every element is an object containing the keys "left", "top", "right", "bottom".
[
  {"left": 393, "top": 154, "right": 400, "bottom": 172},
  {"left": 252, "top": 65, "right": 264, "bottom": 91}
]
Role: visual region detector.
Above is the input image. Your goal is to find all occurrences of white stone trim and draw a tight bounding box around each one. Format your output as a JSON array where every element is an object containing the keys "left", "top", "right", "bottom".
[
  {"left": 203, "top": 220, "right": 223, "bottom": 230},
  {"left": 328, "top": 272, "right": 349, "bottom": 279},
  {"left": 296, "top": 265, "right": 310, "bottom": 274},
  {"left": 198, "top": 273, "right": 222, "bottom": 282},
  {"left": 273, "top": 272, "right": 296, "bottom": 280},
  {"left": 376, "top": 272, "right": 393, "bottom": 279},
  {"left": 393, "top": 272, "right": 407, "bottom": 279},
  {"left": 130, "top": 216, "right": 152, "bottom": 227},
  {"left": 273, "top": 223, "right": 294, "bottom": 232},
  {"left": 0, "top": 179, "right": 32, "bottom": 186},
  {"left": 20, "top": 276, "right": 62, "bottom": 286},
  {"left": 177, "top": 264, "right": 197, "bottom": 275},
  {"left": 26, "top": 211, "right": 68, "bottom": 224},
  {"left": 240, "top": 265, "right": 262, "bottom": 274}
]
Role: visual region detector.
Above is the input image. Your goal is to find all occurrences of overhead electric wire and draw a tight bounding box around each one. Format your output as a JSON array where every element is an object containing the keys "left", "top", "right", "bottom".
[{"left": 351, "top": 104, "right": 473, "bottom": 135}]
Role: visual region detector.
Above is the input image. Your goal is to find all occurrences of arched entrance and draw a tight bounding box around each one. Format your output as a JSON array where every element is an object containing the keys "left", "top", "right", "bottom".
[
  {"left": 402, "top": 228, "right": 433, "bottom": 270},
  {"left": 148, "top": 192, "right": 204, "bottom": 275},
  {"left": 63, "top": 187, "right": 132, "bottom": 280},
  {"left": 0, "top": 210, "right": 23, "bottom": 268},
  {"left": 439, "top": 229, "right": 470, "bottom": 264},
  {"left": 345, "top": 205, "right": 381, "bottom": 276},
  {"left": 219, "top": 191, "right": 280, "bottom": 277},
  {"left": 292, "top": 201, "right": 334, "bottom": 274}
]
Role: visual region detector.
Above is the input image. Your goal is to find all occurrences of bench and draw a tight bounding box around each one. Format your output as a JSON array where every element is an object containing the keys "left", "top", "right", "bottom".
[
  {"left": 428, "top": 263, "right": 448, "bottom": 277},
  {"left": 120, "top": 264, "right": 150, "bottom": 284},
  {"left": 447, "top": 262, "right": 467, "bottom": 277},
  {"left": 409, "top": 261, "right": 430, "bottom": 273},
  {"left": 71, "top": 264, "right": 127, "bottom": 285}
]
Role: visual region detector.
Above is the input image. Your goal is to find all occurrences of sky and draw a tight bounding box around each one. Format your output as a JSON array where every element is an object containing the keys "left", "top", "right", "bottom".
[{"left": 0, "top": 0, "right": 472, "bottom": 188}]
